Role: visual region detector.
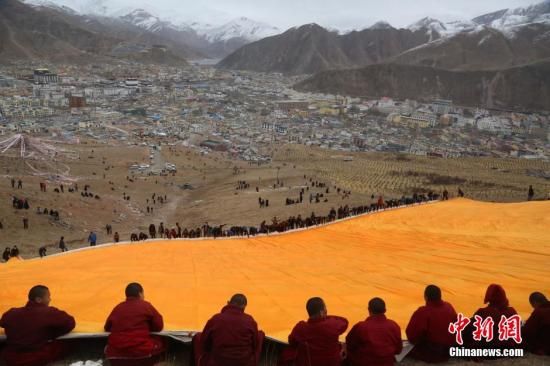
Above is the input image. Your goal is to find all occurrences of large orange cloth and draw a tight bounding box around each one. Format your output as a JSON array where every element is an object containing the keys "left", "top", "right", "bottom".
[{"left": 0, "top": 199, "right": 549, "bottom": 342}]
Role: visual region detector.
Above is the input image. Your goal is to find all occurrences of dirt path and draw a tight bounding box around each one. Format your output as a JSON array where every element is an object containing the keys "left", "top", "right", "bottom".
[{"left": 158, "top": 194, "right": 184, "bottom": 223}]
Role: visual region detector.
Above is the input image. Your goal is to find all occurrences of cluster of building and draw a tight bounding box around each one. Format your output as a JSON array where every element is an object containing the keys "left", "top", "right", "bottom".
[{"left": 0, "top": 63, "right": 548, "bottom": 161}]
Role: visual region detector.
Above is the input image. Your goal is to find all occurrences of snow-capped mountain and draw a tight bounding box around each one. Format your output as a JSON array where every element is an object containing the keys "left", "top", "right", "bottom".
[
  {"left": 407, "top": 17, "right": 478, "bottom": 41},
  {"left": 22, "top": 0, "right": 279, "bottom": 44},
  {"left": 119, "top": 9, "right": 198, "bottom": 33},
  {"left": 195, "top": 17, "right": 280, "bottom": 43},
  {"left": 473, "top": 0, "right": 550, "bottom": 29},
  {"left": 23, "top": 0, "right": 281, "bottom": 58},
  {"left": 407, "top": 17, "right": 446, "bottom": 41},
  {"left": 23, "top": 0, "right": 121, "bottom": 16},
  {"left": 120, "top": 9, "right": 174, "bottom": 33},
  {"left": 22, "top": 0, "right": 79, "bottom": 14},
  {"left": 408, "top": 17, "right": 446, "bottom": 33},
  {"left": 404, "top": 0, "right": 550, "bottom": 42}
]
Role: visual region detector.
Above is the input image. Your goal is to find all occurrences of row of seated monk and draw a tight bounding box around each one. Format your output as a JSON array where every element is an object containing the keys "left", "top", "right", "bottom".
[{"left": 0, "top": 283, "right": 548, "bottom": 366}]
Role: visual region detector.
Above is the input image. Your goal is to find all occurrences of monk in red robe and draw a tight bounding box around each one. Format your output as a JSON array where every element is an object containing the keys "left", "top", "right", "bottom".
[
  {"left": 465, "top": 284, "right": 519, "bottom": 356},
  {"left": 0, "top": 285, "right": 75, "bottom": 366},
  {"left": 197, "top": 293, "right": 263, "bottom": 366},
  {"left": 346, "top": 297, "right": 402, "bottom": 366},
  {"left": 524, "top": 292, "right": 550, "bottom": 355},
  {"left": 283, "top": 297, "right": 348, "bottom": 366},
  {"left": 406, "top": 285, "right": 457, "bottom": 363},
  {"left": 104, "top": 282, "right": 166, "bottom": 366}
]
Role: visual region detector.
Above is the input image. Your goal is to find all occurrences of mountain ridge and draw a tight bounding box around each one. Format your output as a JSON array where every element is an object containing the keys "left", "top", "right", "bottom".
[
  {"left": 295, "top": 61, "right": 550, "bottom": 111},
  {"left": 217, "top": 23, "right": 434, "bottom": 74}
]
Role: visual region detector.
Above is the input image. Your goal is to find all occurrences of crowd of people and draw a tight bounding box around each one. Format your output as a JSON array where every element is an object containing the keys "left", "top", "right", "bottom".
[
  {"left": 1, "top": 178, "right": 82, "bottom": 237},
  {"left": 4, "top": 171, "right": 544, "bottom": 257},
  {"left": 0, "top": 283, "right": 548, "bottom": 366},
  {"left": 12, "top": 196, "right": 29, "bottom": 210},
  {"left": 127, "top": 191, "right": 441, "bottom": 243}
]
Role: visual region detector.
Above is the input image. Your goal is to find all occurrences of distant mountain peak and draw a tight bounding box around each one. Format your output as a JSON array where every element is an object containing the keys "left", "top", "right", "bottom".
[
  {"left": 407, "top": 17, "right": 447, "bottom": 41},
  {"left": 120, "top": 8, "right": 171, "bottom": 33},
  {"left": 369, "top": 21, "right": 394, "bottom": 30},
  {"left": 298, "top": 23, "right": 325, "bottom": 30}
]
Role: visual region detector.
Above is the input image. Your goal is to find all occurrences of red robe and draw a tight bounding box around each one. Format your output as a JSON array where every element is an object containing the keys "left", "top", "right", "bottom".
[
  {"left": 346, "top": 314, "right": 402, "bottom": 366},
  {"left": 0, "top": 301, "right": 75, "bottom": 366},
  {"left": 523, "top": 302, "right": 550, "bottom": 355},
  {"left": 465, "top": 284, "right": 519, "bottom": 353},
  {"left": 287, "top": 315, "right": 348, "bottom": 366},
  {"left": 104, "top": 298, "right": 165, "bottom": 359},
  {"left": 405, "top": 300, "right": 457, "bottom": 363},
  {"left": 199, "top": 304, "right": 261, "bottom": 366}
]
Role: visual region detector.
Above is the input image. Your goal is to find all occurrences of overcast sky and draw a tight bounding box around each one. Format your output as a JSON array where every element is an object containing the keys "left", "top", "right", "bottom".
[
  {"left": 55, "top": 0, "right": 545, "bottom": 29},
  {"left": 202, "top": 0, "right": 543, "bottom": 29}
]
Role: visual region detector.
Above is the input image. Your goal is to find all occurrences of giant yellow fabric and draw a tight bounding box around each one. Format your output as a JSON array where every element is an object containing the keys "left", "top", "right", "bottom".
[{"left": 1, "top": 199, "right": 549, "bottom": 342}]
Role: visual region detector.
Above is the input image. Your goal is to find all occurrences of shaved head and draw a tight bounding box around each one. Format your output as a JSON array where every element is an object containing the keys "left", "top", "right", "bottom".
[
  {"left": 125, "top": 282, "right": 144, "bottom": 298},
  {"left": 28, "top": 285, "right": 51, "bottom": 306},
  {"left": 368, "top": 297, "right": 386, "bottom": 315},
  {"left": 306, "top": 297, "right": 326, "bottom": 317},
  {"left": 28, "top": 285, "right": 49, "bottom": 302}
]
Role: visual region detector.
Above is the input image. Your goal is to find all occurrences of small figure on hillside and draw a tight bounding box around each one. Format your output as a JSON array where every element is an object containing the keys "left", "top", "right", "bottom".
[
  {"left": 59, "top": 236, "right": 67, "bottom": 252},
  {"left": 528, "top": 185, "right": 535, "bottom": 201},
  {"left": 10, "top": 245, "right": 19, "bottom": 258},
  {"left": 88, "top": 231, "right": 97, "bottom": 246},
  {"left": 2, "top": 247, "right": 10, "bottom": 261},
  {"left": 39, "top": 246, "right": 47, "bottom": 258}
]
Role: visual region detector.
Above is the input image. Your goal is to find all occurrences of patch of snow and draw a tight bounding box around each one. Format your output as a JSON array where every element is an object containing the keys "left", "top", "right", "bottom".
[
  {"left": 396, "top": 36, "right": 448, "bottom": 55},
  {"left": 408, "top": 17, "right": 446, "bottom": 33},
  {"left": 478, "top": 34, "right": 492, "bottom": 46},
  {"left": 443, "top": 20, "right": 477, "bottom": 35}
]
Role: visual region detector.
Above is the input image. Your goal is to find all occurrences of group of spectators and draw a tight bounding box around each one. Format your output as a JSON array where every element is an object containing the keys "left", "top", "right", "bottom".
[
  {"left": 0, "top": 283, "right": 548, "bottom": 366},
  {"left": 128, "top": 192, "right": 440, "bottom": 243},
  {"left": 12, "top": 197, "right": 29, "bottom": 210}
]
